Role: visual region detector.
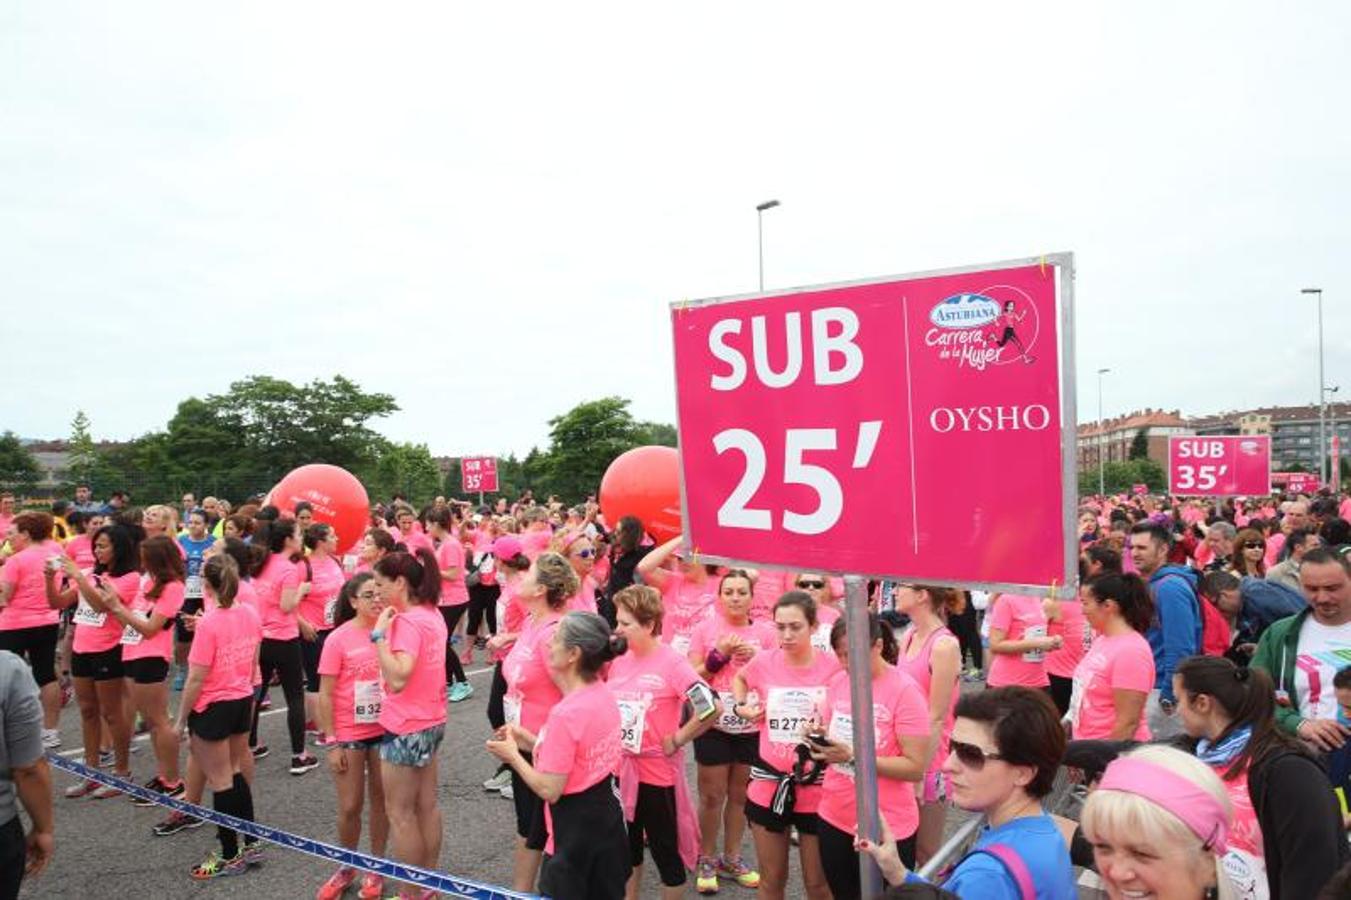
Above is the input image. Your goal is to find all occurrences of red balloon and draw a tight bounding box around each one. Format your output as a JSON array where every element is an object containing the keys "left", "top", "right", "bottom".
[
  {"left": 268, "top": 464, "right": 370, "bottom": 555},
  {"left": 600, "top": 446, "right": 682, "bottom": 543}
]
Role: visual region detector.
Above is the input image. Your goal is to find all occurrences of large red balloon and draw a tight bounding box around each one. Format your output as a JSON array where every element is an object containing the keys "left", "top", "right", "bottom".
[
  {"left": 268, "top": 464, "right": 370, "bottom": 554},
  {"left": 600, "top": 446, "right": 682, "bottom": 543}
]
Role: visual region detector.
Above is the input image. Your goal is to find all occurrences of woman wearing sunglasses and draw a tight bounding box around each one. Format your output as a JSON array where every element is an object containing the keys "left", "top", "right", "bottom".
[
  {"left": 555, "top": 530, "right": 599, "bottom": 614},
  {"left": 792, "top": 573, "right": 840, "bottom": 654},
  {"left": 636, "top": 537, "right": 716, "bottom": 658},
  {"left": 857, "top": 686, "right": 1076, "bottom": 899},
  {"left": 1231, "top": 528, "right": 1267, "bottom": 578}
]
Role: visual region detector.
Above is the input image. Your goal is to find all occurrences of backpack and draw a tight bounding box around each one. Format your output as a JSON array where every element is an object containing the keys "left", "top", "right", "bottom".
[{"left": 1238, "top": 576, "right": 1306, "bottom": 638}]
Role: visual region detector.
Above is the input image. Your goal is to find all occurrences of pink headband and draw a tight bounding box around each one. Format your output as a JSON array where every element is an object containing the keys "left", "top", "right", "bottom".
[{"left": 1097, "top": 757, "right": 1230, "bottom": 854}]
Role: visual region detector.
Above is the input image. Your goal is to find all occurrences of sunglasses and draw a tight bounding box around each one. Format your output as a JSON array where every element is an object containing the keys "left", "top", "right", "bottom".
[
  {"left": 1243, "top": 542, "right": 1263, "bottom": 549},
  {"left": 572, "top": 548, "right": 594, "bottom": 558},
  {"left": 797, "top": 580, "right": 826, "bottom": 589},
  {"left": 949, "top": 739, "right": 1006, "bottom": 769}
]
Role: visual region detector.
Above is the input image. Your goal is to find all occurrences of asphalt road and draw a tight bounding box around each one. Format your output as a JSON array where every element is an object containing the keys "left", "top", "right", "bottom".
[{"left": 20, "top": 663, "right": 815, "bottom": 899}]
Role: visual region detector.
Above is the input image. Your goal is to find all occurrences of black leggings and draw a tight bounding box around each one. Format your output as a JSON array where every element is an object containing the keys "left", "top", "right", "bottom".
[
  {"left": 487, "top": 661, "right": 507, "bottom": 731},
  {"left": 1048, "top": 673, "right": 1073, "bottom": 717},
  {"left": 250, "top": 638, "right": 305, "bottom": 755},
  {"left": 818, "top": 819, "right": 915, "bottom": 900},
  {"left": 947, "top": 601, "right": 983, "bottom": 671},
  {"left": 466, "top": 583, "right": 500, "bottom": 638},
  {"left": 439, "top": 606, "right": 468, "bottom": 685},
  {"left": 627, "top": 783, "right": 685, "bottom": 887}
]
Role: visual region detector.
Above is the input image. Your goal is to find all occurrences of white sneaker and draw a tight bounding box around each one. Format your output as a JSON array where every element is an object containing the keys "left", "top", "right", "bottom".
[
  {"left": 499, "top": 783, "right": 514, "bottom": 801},
  {"left": 42, "top": 729, "right": 61, "bottom": 749},
  {"left": 482, "top": 769, "right": 512, "bottom": 792}
]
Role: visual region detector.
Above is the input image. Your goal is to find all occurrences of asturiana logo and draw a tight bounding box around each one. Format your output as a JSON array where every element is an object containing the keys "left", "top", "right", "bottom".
[
  {"left": 929, "top": 293, "right": 1001, "bottom": 330},
  {"left": 1239, "top": 440, "right": 1260, "bottom": 455}
]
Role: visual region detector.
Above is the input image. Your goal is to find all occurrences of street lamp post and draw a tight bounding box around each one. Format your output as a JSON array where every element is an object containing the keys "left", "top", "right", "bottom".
[
  {"left": 1097, "top": 368, "right": 1110, "bottom": 496},
  {"left": 1327, "top": 385, "right": 1340, "bottom": 489},
  {"left": 756, "top": 199, "right": 780, "bottom": 291},
  {"left": 1304, "top": 289, "right": 1325, "bottom": 483}
]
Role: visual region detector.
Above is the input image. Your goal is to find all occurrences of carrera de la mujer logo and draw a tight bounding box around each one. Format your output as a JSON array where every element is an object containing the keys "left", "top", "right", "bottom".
[{"left": 924, "top": 287, "right": 1039, "bottom": 371}]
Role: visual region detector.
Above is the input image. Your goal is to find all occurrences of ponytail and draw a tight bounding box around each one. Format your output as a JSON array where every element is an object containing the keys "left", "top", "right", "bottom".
[
  {"left": 204, "top": 554, "right": 240, "bottom": 608},
  {"left": 829, "top": 612, "right": 899, "bottom": 665},
  {"left": 374, "top": 549, "right": 441, "bottom": 606},
  {"left": 1174, "top": 654, "right": 1300, "bottom": 780}
]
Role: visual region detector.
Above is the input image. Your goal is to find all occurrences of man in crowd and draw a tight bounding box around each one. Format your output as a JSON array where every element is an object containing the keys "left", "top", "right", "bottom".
[
  {"left": 1267, "top": 528, "right": 1323, "bottom": 593},
  {"left": 1204, "top": 521, "right": 1237, "bottom": 571},
  {"left": 1253, "top": 546, "right": 1351, "bottom": 752},
  {"left": 0, "top": 649, "right": 54, "bottom": 899},
  {"left": 1129, "top": 521, "right": 1202, "bottom": 738},
  {"left": 70, "top": 485, "right": 100, "bottom": 516}
]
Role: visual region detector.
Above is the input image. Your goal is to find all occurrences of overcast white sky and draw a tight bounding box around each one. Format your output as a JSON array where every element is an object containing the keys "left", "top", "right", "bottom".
[{"left": 2, "top": 2, "right": 1348, "bottom": 457}]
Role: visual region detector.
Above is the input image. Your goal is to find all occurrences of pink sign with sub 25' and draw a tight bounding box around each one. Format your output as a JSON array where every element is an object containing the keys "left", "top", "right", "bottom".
[
  {"left": 1167, "top": 436, "right": 1270, "bottom": 497},
  {"left": 671, "top": 259, "right": 1073, "bottom": 589}
]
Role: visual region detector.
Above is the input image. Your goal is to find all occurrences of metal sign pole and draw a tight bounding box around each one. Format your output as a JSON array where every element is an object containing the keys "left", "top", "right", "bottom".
[{"left": 844, "top": 574, "right": 882, "bottom": 897}]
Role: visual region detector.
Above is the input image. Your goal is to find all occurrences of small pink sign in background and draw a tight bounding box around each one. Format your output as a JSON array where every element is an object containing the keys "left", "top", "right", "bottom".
[
  {"left": 671, "top": 257, "right": 1074, "bottom": 592},
  {"left": 1275, "top": 472, "right": 1321, "bottom": 494},
  {"left": 461, "top": 457, "right": 499, "bottom": 494},
  {"left": 1167, "top": 436, "right": 1271, "bottom": 497}
]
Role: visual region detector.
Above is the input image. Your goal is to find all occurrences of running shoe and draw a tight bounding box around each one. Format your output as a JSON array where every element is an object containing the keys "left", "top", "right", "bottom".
[
  {"left": 717, "top": 854, "right": 761, "bottom": 888},
  {"left": 252, "top": 744, "right": 270, "bottom": 760},
  {"left": 172, "top": 668, "right": 187, "bottom": 691},
  {"left": 290, "top": 753, "right": 320, "bottom": 776},
  {"left": 41, "top": 729, "right": 61, "bottom": 749},
  {"left": 695, "top": 856, "right": 719, "bottom": 894},
  {"left": 191, "top": 851, "right": 248, "bottom": 880},
  {"left": 92, "top": 780, "right": 123, "bottom": 799},
  {"left": 482, "top": 769, "right": 512, "bottom": 792},
  {"left": 153, "top": 810, "right": 203, "bottom": 836},
  {"left": 310, "top": 731, "right": 330, "bottom": 748},
  {"left": 357, "top": 873, "right": 383, "bottom": 900},
  {"left": 498, "top": 782, "right": 513, "bottom": 801},
  {"left": 64, "top": 779, "right": 100, "bottom": 799},
  {"left": 97, "top": 748, "right": 115, "bottom": 769},
  {"left": 305, "top": 720, "right": 320, "bottom": 736},
  {"left": 242, "top": 843, "right": 265, "bottom": 867},
  {"left": 317, "top": 866, "right": 357, "bottom": 900},
  {"left": 448, "top": 682, "right": 473, "bottom": 703},
  {"left": 133, "top": 776, "right": 185, "bottom": 807}
]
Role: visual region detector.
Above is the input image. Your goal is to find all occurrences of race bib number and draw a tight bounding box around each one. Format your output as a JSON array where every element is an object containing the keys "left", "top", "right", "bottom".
[
  {"left": 810, "top": 623, "right": 833, "bottom": 653},
  {"left": 766, "top": 686, "right": 826, "bottom": 745},
  {"left": 354, "top": 680, "right": 383, "bottom": 724},
  {"left": 1081, "top": 622, "right": 1093, "bottom": 653},
  {"left": 119, "top": 612, "right": 147, "bottom": 646},
  {"left": 1022, "top": 624, "right": 1047, "bottom": 662},
  {"left": 185, "top": 575, "right": 204, "bottom": 599},
  {"left": 827, "top": 711, "right": 855, "bottom": 777},
  {"left": 1065, "top": 677, "right": 1086, "bottom": 732},
  {"left": 504, "top": 693, "right": 523, "bottom": 727},
  {"left": 617, "top": 698, "right": 648, "bottom": 754},
  {"left": 717, "top": 690, "right": 758, "bottom": 734},
  {"left": 73, "top": 598, "right": 107, "bottom": 629},
  {"left": 342, "top": 554, "right": 358, "bottom": 574},
  {"left": 671, "top": 633, "right": 692, "bottom": 657},
  {"left": 324, "top": 598, "right": 338, "bottom": 628}
]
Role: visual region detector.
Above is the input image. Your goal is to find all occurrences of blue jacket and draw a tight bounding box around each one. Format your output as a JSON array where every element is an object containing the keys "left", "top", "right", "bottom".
[
  {"left": 1145, "top": 565, "right": 1202, "bottom": 702},
  {"left": 909, "top": 811, "right": 1077, "bottom": 899}
]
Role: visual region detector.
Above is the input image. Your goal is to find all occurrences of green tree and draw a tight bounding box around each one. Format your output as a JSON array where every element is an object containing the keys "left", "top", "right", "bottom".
[
  {"left": 0, "top": 431, "right": 41, "bottom": 492},
  {"left": 66, "top": 411, "right": 100, "bottom": 487},
  {"left": 1078, "top": 458, "right": 1167, "bottom": 496},
  {"left": 543, "top": 397, "right": 649, "bottom": 501},
  {"left": 360, "top": 441, "right": 443, "bottom": 506},
  {"left": 635, "top": 420, "right": 678, "bottom": 448},
  {"left": 1129, "top": 428, "right": 1150, "bottom": 460}
]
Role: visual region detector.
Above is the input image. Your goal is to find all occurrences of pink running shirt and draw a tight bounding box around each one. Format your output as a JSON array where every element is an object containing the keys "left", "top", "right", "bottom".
[
  {"left": 121, "top": 577, "right": 185, "bottom": 662},
  {"left": 1067, "top": 631, "right": 1154, "bottom": 741},
  {"left": 378, "top": 603, "right": 448, "bottom": 736},
  {"left": 318, "top": 618, "right": 385, "bottom": 742},
  {"left": 71, "top": 570, "right": 138, "bottom": 654},
  {"left": 606, "top": 643, "right": 704, "bottom": 786},
  {"left": 189, "top": 602, "right": 263, "bottom": 712},
  {"left": 987, "top": 593, "right": 1051, "bottom": 688}
]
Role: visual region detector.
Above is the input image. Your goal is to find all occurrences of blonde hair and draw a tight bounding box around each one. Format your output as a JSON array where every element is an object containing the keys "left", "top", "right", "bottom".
[
  {"left": 533, "top": 551, "right": 580, "bottom": 610},
  {"left": 144, "top": 504, "right": 178, "bottom": 533},
  {"left": 1081, "top": 745, "right": 1236, "bottom": 900},
  {"left": 614, "top": 585, "right": 664, "bottom": 636}
]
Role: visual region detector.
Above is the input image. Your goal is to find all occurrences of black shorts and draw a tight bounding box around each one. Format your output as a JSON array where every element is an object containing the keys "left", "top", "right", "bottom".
[
  {"left": 70, "top": 646, "right": 124, "bottom": 681},
  {"left": 694, "top": 729, "right": 759, "bottom": 767},
  {"left": 188, "top": 697, "right": 254, "bottom": 741},
  {"left": 302, "top": 629, "right": 330, "bottom": 693},
  {"left": 627, "top": 783, "right": 685, "bottom": 887},
  {"left": 745, "top": 799, "right": 819, "bottom": 836},
  {"left": 512, "top": 752, "right": 549, "bottom": 850},
  {"left": 124, "top": 657, "right": 170, "bottom": 685},
  {"left": 0, "top": 624, "right": 59, "bottom": 686},
  {"left": 174, "top": 596, "right": 204, "bottom": 643}
]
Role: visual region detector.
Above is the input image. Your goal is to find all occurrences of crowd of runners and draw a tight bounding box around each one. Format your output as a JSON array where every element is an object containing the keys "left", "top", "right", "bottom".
[{"left": 3, "top": 486, "right": 1351, "bottom": 899}]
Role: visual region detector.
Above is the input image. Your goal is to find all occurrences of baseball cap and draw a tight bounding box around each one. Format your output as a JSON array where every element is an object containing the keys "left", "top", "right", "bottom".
[{"left": 492, "top": 535, "right": 524, "bottom": 559}]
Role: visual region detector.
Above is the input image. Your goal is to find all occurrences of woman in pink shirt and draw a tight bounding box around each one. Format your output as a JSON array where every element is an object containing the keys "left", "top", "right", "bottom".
[
  {"left": 48, "top": 523, "right": 138, "bottom": 798},
  {"left": 427, "top": 508, "right": 472, "bottom": 703},
  {"left": 370, "top": 548, "right": 447, "bottom": 900},
  {"left": 107, "top": 535, "right": 187, "bottom": 801},
  {"left": 813, "top": 614, "right": 930, "bottom": 900},
  {"left": 733, "top": 591, "right": 842, "bottom": 900},
  {"left": 486, "top": 611, "right": 630, "bottom": 900},
  {"left": 394, "top": 508, "right": 434, "bottom": 556},
  {"left": 314, "top": 572, "right": 390, "bottom": 900},
  {"left": 0, "top": 511, "right": 64, "bottom": 747},
  {"left": 175, "top": 554, "right": 263, "bottom": 880},
  {"left": 1068, "top": 573, "right": 1155, "bottom": 741},
  {"left": 637, "top": 536, "right": 715, "bottom": 657},
  {"left": 298, "top": 524, "right": 347, "bottom": 743},
  {"left": 245, "top": 518, "right": 318, "bottom": 775},
  {"left": 608, "top": 585, "right": 716, "bottom": 900},
  {"left": 894, "top": 584, "right": 963, "bottom": 866},
  {"left": 555, "top": 530, "right": 599, "bottom": 615},
  {"left": 986, "top": 591, "right": 1061, "bottom": 689},
  {"left": 355, "top": 528, "right": 396, "bottom": 575},
  {"left": 499, "top": 551, "right": 580, "bottom": 892},
  {"left": 792, "top": 572, "right": 842, "bottom": 654},
  {"left": 688, "top": 569, "right": 776, "bottom": 893}
]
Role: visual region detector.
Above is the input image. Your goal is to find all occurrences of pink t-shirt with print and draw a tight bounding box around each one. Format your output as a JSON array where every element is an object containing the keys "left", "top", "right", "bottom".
[
  {"left": 739, "top": 647, "right": 841, "bottom": 813},
  {"left": 121, "top": 578, "right": 185, "bottom": 662},
  {"left": 71, "top": 570, "right": 139, "bottom": 654},
  {"left": 318, "top": 618, "right": 385, "bottom": 742},
  {"left": 436, "top": 539, "right": 469, "bottom": 607},
  {"left": 659, "top": 570, "right": 715, "bottom": 657},
  {"left": 189, "top": 602, "right": 263, "bottom": 712},
  {"left": 750, "top": 568, "right": 790, "bottom": 622},
  {"left": 64, "top": 535, "right": 95, "bottom": 569},
  {"left": 687, "top": 616, "right": 778, "bottom": 694},
  {"left": 1045, "top": 599, "right": 1092, "bottom": 679},
  {"left": 606, "top": 643, "right": 703, "bottom": 786},
  {"left": 568, "top": 575, "right": 598, "bottom": 614},
  {"left": 378, "top": 603, "right": 448, "bottom": 735},
  {"left": 987, "top": 593, "right": 1051, "bottom": 688},
  {"left": 254, "top": 555, "right": 302, "bottom": 641},
  {"left": 818, "top": 667, "right": 929, "bottom": 839},
  {"left": 534, "top": 680, "right": 623, "bottom": 855},
  {"left": 0, "top": 544, "right": 61, "bottom": 631},
  {"left": 397, "top": 529, "right": 434, "bottom": 556},
  {"left": 298, "top": 555, "right": 345, "bottom": 631},
  {"left": 502, "top": 611, "right": 563, "bottom": 733},
  {"left": 1068, "top": 631, "right": 1154, "bottom": 741}
]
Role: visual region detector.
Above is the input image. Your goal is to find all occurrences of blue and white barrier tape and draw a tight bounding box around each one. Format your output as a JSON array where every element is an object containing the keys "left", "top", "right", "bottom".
[{"left": 47, "top": 753, "right": 540, "bottom": 900}]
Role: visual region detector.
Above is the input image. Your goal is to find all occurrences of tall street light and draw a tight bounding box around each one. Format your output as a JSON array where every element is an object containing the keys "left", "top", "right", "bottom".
[
  {"left": 1097, "top": 367, "right": 1111, "bottom": 496},
  {"left": 1304, "top": 288, "right": 1325, "bottom": 483},
  {"left": 1326, "top": 385, "right": 1340, "bottom": 488},
  {"left": 756, "top": 199, "right": 780, "bottom": 291}
]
